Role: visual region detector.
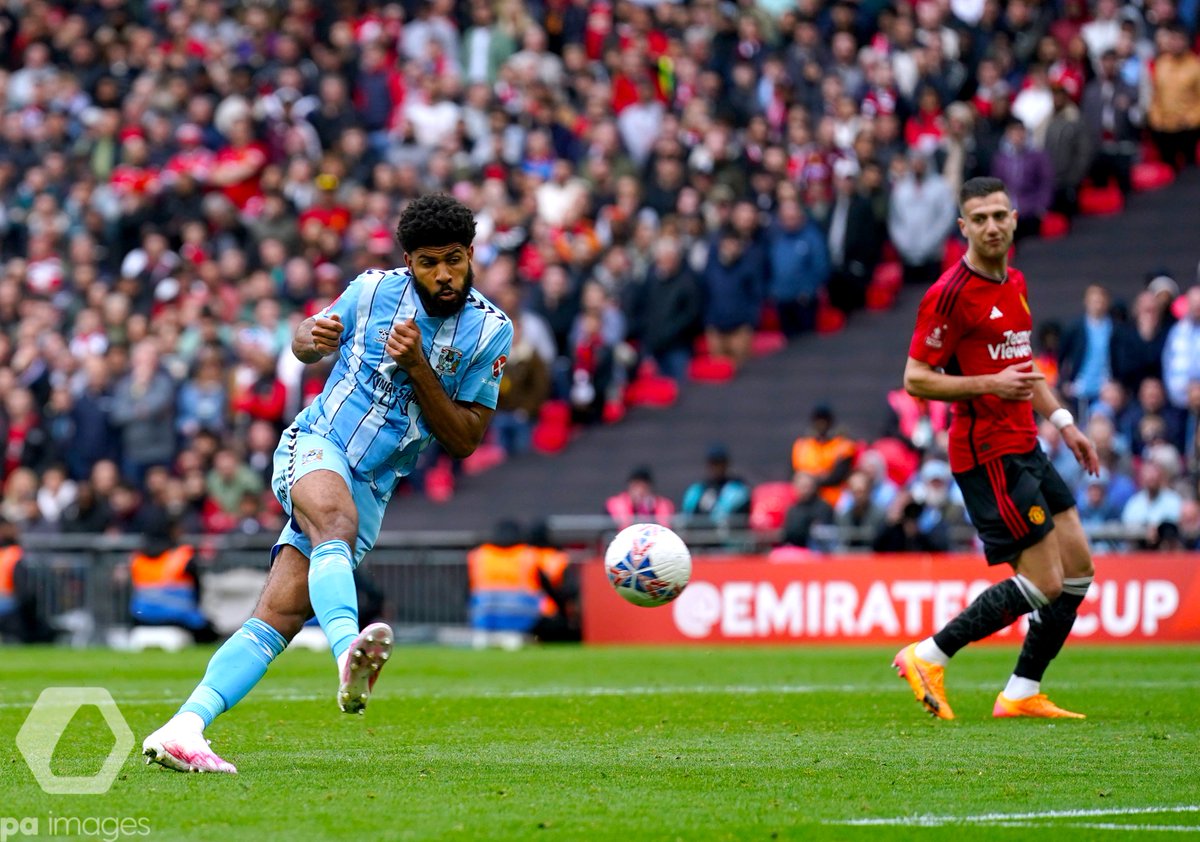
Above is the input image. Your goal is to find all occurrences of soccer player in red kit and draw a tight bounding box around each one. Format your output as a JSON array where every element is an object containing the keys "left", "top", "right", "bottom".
[{"left": 893, "top": 177, "right": 1100, "bottom": 720}]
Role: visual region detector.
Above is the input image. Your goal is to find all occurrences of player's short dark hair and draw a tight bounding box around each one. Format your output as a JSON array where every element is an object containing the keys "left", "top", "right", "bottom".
[
  {"left": 395, "top": 193, "right": 476, "bottom": 254},
  {"left": 959, "top": 177, "right": 1010, "bottom": 211}
]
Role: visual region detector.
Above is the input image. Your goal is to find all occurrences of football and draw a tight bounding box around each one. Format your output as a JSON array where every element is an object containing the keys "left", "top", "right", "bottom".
[{"left": 604, "top": 523, "right": 692, "bottom": 607}]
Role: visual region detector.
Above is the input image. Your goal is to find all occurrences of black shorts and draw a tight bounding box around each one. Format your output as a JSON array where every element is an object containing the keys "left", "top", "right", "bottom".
[{"left": 953, "top": 447, "right": 1076, "bottom": 566}]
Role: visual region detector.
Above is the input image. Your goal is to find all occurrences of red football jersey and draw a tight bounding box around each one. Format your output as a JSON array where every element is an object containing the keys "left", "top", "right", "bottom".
[{"left": 907, "top": 260, "right": 1039, "bottom": 472}]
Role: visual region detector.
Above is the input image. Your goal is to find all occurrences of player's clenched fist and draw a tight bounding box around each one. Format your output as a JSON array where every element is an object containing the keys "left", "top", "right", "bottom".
[
  {"left": 312, "top": 313, "right": 344, "bottom": 355},
  {"left": 385, "top": 318, "right": 423, "bottom": 369}
]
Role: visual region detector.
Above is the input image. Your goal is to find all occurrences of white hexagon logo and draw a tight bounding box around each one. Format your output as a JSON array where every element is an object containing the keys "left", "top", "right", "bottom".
[{"left": 15, "top": 688, "right": 134, "bottom": 795}]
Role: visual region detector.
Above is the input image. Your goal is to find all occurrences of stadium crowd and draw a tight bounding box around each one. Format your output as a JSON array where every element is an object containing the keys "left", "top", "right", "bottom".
[{"left": 0, "top": 0, "right": 1198, "bottom": 546}]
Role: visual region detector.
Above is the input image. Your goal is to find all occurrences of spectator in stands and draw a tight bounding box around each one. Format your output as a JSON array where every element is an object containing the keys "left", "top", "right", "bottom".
[
  {"left": 908, "top": 459, "right": 968, "bottom": 541},
  {"left": 826, "top": 159, "right": 885, "bottom": 315},
  {"left": 781, "top": 472, "right": 835, "bottom": 551},
  {"left": 850, "top": 450, "right": 901, "bottom": 512},
  {"left": 1082, "top": 48, "right": 1142, "bottom": 195},
  {"left": 1122, "top": 461, "right": 1184, "bottom": 548},
  {"left": 1044, "top": 80, "right": 1093, "bottom": 218},
  {"left": 1147, "top": 23, "right": 1200, "bottom": 171},
  {"left": 626, "top": 238, "right": 702, "bottom": 382},
  {"left": 177, "top": 348, "right": 229, "bottom": 441},
  {"left": 1130, "top": 377, "right": 1188, "bottom": 454},
  {"left": 1075, "top": 471, "right": 1123, "bottom": 550},
  {"left": 872, "top": 493, "right": 952, "bottom": 553},
  {"left": 990, "top": 120, "right": 1054, "bottom": 241},
  {"left": 606, "top": 466, "right": 674, "bottom": 530},
  {"left": 110, "top": 341, "right": 177, "bottom": 488},
  {"left": 1183, "top": 379, "right": 1200, "bottom": 480},
  {"left": 1163, "top": 287, "right": 1200, "bottom": 408},
  {"left": 1058, "top": 285, "right": 1115, "bottom": 414},
  {"left": 1177, "top": 499, "right": 1200, "bottom": 550},
  {"left": 493, "top": 319, "right": 551, "bottom": 457},
  {"left": 681, "top": 445, "right": 752, "bottom": 526},
  {"left": 936, "top": 102, "right": 986, "bottom": 199},
  {"left": 702, "top": 228, "right": 764, "bottom": 368},
  {"left": 567, "top": 310, "right": 614, "bottom": 426},
  {"left": 767, "top": 198, "right": 830, "bottom": 338},
  {"left": 791, "top": 404, "right": 859, "bottom": 509},
  {"left": 834, "top": 470, "right": 888, "bottom": 550},
  {"left": 887, "top": 150, "right": 956, "bottom": 286},
  {"left": 1112, "top": 290, "right": 1170, "bottom": 391},
  {"left": 1039, "top": 419, "right": 1086, "bottom": 494},
  {"left": 205, "top": 448, "right": 262, "bottom": 533}
]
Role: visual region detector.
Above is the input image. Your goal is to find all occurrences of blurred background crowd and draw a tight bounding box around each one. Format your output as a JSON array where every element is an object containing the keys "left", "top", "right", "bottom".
[{"left": 0, "top": 0, "right": 1198, "bottom": 548}]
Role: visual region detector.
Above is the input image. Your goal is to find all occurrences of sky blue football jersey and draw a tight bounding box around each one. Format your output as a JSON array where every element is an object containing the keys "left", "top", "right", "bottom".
[{"left": 292, "top": 267, "right": 513, "bottom": 498}]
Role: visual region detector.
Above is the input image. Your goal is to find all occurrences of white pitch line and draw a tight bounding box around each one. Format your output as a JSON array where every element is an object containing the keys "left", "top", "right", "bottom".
[
  {"left": 0, "top": 677, "right": 1196, "bottom": 710},
  {"left": 835, "top": 805, "right": 1200, "bottom": 827}
]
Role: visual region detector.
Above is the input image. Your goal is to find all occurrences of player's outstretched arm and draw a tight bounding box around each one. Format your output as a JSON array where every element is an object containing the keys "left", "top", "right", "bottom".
[
  {"left": 293, "top": 313, "right": 344, "bottom": 364},
  {"left": 904, "top": 357, "right": 1044, "bottom": 402},
  {"left": 386, "top": 318, "right": 494, "bottom": 458}
]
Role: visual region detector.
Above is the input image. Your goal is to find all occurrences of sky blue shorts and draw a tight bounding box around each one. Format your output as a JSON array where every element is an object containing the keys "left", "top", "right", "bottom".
[{"left": 270, "top": 428, "right": 385, "bottom": 568}]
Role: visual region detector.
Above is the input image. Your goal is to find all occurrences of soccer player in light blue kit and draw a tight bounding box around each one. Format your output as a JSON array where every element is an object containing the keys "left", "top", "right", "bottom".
[{"left": 143, "top": 194, "right": 513, "bottom": 773}]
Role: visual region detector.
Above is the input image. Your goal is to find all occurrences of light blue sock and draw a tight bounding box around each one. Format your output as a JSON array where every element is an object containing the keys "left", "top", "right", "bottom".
[
  {"left": 178, "top": 617, "right": 287, "bottom": 728},
  {"left": 309, "top": 539, "right": 360, "bottom": 662}
]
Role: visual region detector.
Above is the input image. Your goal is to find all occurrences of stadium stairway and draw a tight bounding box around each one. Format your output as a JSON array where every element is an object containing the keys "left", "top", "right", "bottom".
[{"left": 386, "top": 169, "right": 1200, "bottom": 532}]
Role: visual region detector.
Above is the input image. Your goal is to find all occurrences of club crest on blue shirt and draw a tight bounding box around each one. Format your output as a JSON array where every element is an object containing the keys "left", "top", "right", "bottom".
[
  {"left": 300, "top": 448, "right": 323, "bottom": 466},
  {"left": 434, "top": 346, "right": 464, "bottom": 376}
]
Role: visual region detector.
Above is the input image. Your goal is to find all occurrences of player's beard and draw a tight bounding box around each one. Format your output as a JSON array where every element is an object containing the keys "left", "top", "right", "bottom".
[{"left": 416, "top": 265, "right": 474, "bottom": 318}]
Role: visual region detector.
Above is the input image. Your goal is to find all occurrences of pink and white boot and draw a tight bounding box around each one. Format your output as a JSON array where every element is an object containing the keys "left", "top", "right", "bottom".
[
  {"left": 337, "top": 622, "right": 394, "bottom": 714},
  {"left": 142, "top": 721, "right": 237, "bottom": 774}
]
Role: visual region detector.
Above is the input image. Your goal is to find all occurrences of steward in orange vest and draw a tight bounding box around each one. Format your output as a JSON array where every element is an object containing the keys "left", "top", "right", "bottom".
[
  {"left": 0, "top": 517, "right": 53, "bottom": 643},
  {"left": 130, "top": 510, "right": 217, "bottom": 642},
  {"left": 468, "top": 521, "right": 573, "bottom": 635}
]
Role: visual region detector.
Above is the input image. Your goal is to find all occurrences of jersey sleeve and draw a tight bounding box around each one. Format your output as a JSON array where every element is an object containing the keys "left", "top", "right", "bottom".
[
  {"left": 907, "top": 283, "right": 964, "bottom": 368},
  {"left": 318, "top": 272, "right": 370, "bottom": 344},
  {"left": 455, "top": 317, "right": 515, "bottom": 409}
]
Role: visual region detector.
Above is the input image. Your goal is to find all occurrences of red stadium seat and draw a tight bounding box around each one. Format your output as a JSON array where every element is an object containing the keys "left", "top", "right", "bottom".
[
  {"left": 749, "top": 481, "right": 797, "bottom": 531},
  {"left": 1078, "top": 182, "right": 1124, "bottom": 215},
  {"left": 688, "top": 356, "right": 736, "bottom": 382},
  {"left": 1040, "top": 211, "right": 1070, "bottom": 239},
  {"left": 865, "top": 281, "right": 898, "bottom": 311},
  {"left": 872, "top": 261, "right": 903, "bottom": 291},
  {"left": 1132, "top": 161, "right": 1174, "bottom": 192},
  {"left": 759, "top": 303, "right": 781, "bottom": 333},
  {"left": 531, "top": 400, "right": 571, "bottom": 454},
  {"left": 816, "top": 302, "right": 845, "bottom": 334},
  {"left": 941, "top": 237, "right": 968, "bottom": 272},
  {"left": 751, "top": 331, "right": 787, "bottom": 356},
  {"left": 462, "top": 442, "right": 506, "bottom": 475},
  {"left": 625, "top": 374, "right": 679, "bottom": 406},
  {"left": 866, "top": 437, "right": 920, "bottom": 486},
  {"left": 602, "top": 399, "right": 626, "bottom": 424}
]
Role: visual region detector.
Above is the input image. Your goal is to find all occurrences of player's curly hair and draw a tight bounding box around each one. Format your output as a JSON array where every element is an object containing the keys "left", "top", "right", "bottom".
[{"left": 395, "top": 194, "right": 476, "bottom": 254}]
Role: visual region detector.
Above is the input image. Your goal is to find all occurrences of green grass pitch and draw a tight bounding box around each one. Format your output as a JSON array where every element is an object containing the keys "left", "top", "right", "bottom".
[{"left": 1, "top": 644, "right": 1197, "bottom": 840}]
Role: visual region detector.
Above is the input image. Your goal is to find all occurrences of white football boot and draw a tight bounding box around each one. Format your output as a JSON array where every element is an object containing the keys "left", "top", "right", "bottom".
[
  {"left": 142, "top": 721, "right": 237, "bottom": 774},
  {"left": 337, "top": 622, "right": 394, "bottom": 714}
]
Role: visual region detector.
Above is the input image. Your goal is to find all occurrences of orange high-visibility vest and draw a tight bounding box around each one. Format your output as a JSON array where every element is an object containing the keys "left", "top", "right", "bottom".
[
  {"left": 467, "top": 543, "right": 544, "bottom": 631},
  {"left": 792, "top": 434, "right": 858, "bottom": 507},
  {"left": 0, "top": 545, "right": 21, "bottom": 600},
  {"left": 131, "top": 546, "right": 195, "bottom": 589},
  {"left": 535, "top": 548, "right": 570, "bottom": 618}
]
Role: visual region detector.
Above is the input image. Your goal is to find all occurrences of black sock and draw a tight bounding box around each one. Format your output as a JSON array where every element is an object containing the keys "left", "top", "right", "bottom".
[
  {"left": 1014, "top": 580, "right": 1090, "bottom": 682},
  {"left": 933, "top": 578, "right": 1045, "bottom": 659}
]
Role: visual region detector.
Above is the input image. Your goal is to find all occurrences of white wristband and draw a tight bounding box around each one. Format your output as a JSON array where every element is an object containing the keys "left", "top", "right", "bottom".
[{"left": 1049, "top": 408, "right": 1074, "bottom": 430}]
